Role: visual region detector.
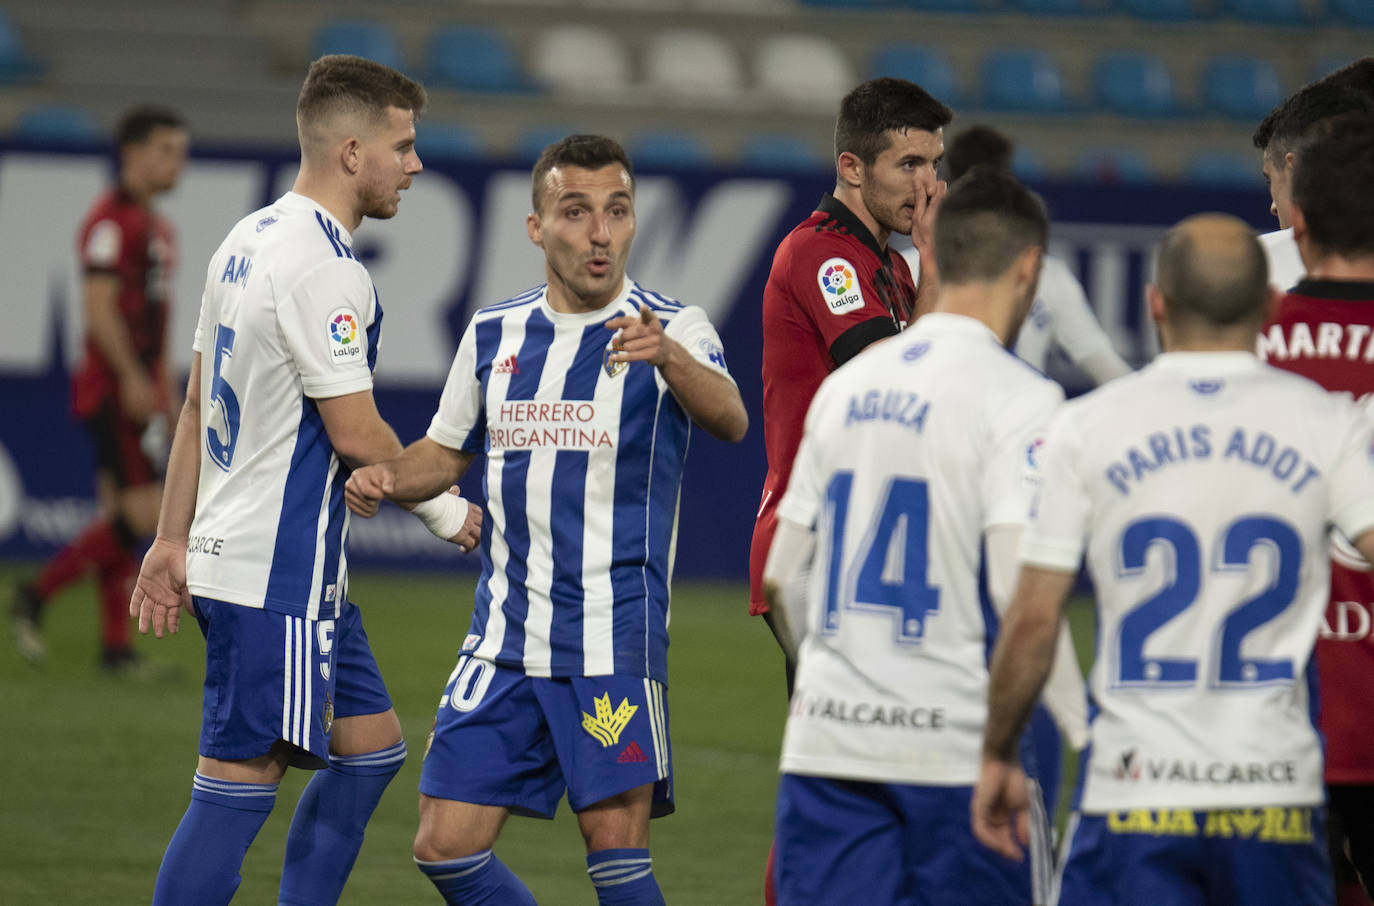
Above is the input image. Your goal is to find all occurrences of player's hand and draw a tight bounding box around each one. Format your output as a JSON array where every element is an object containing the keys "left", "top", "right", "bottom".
[
  {"left": 130, "top": 536, "right": 193, "bottom": 638},
  {"left": 970, "top": 756, "right": 1032, "bottom": 862},
  {"left": 119, "top": 373, "right": 160, "bottom": 423},
  {"left": 345, "top": 465, "right": 394, "bottom": 517},
  {"left": 605, "top": 305, "right": 674, "bottom": 368},
  {"left": 911, "top": 179, "right": 947, "bottom": 255},
  {"left": 447, "top": 489, "right": 483, "bottom": 554}
]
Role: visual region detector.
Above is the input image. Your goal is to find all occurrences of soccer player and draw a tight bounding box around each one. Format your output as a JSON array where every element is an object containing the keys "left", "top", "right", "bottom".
[
  {"left": 128, "top": 56, "right": 480, "bottom": 906},
  {"left": 972, "top": 213, "right": 1374, "bottom": 906},
  {"left": 1257, "top": 113, "right": 1374, "bottom": 904},
  {"left": 12, "top": 106, "right": 188, "bottom": 672},
  {"left": 1253, "top": 57, "right": 1374, "bottom": 291},
  {"left": 762, "top": 167, "right": 1063, "bottom": 905},
  {"left": 344, "top": 134, "right": 747, "bottom": 906},
  {"left": 904, "top": 125, "right": 1131, "bottom": 388}
]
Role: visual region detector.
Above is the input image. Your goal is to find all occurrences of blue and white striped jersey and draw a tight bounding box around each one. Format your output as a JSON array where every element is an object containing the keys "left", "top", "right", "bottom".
[
  {"left": 186, "top": 192, "right": 380, "bottom": 621},
  {"left": 428, "top": 277, "right": 733, "bottom": 684}
]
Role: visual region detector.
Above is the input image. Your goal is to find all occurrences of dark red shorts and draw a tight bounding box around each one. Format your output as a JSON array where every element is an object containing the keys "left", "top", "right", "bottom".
[{"left": 84, "top": 403, "right": 158, "bottom": 489}]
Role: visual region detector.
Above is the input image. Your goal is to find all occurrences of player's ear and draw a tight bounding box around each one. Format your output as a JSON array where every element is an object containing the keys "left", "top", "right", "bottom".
[
  {"left": 1146, "top": 284, "right": 1166, "bottom": 326},
  {"left": 526, "top": 212, "right": 543, "bottom": 248},
  {"left": 836, "top": 151, "right": 864, "bottom": 189},
  {"left": 1289, "top": 204, "right": 1307, "bottom": 246},
  {"left": 341, "top": 137, "right": 362, "bottom": 177}
]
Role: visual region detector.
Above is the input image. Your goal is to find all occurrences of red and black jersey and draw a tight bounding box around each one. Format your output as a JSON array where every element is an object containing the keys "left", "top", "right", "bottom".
[
  {"left": 70, "top": 187, "right": 176, "bottom": 418},
  {"left": 1261, "top": 278, "right": 1374, "bottom": 784},
  {"left": 748, "top": 193, "right": 917, "bottom": 613}
]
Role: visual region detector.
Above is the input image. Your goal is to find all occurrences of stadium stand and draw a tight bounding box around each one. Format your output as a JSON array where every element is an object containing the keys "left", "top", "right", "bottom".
[
  {"left": 1072, "top": 145, "right": 1155, "bottom": 183},
  {"left": 643, "top": 28, "right": 744, "bottom": 101},
  {"left": 1181, "top": 150, "right": 1262, "bottom": 187},
  {"left": 418, "top": 122, "right": 487, "bottom": 160},
  {"left": 528, "top": 24, "right": 634, "bottom": 98},
  {"left": 626, "top": 129, "right": 711, "bottom": 166},
  {"left": 1201, "top": 54, "right": 1284, "bottom": 119},
  {"left": 1222, "top": 0, "right": 1310, "bottom": 26},
  {"left": 311, "top": 19, "right": 404, "bottom": 72},
  {"left": 1092, "top": 51, "right": 1177, "bottom": 117},
  {"left": 738, "top": 132, "right": 828, "bottom": 171},
  {"left": 870, "top": 44, "right": 963, "bottom": 106},
  {"left": 12, "top": 103, "right": 99, "bottom": 142},
  {"left": 0, "top": 10, "right": 43, "bottom": 83},
  {"left": 755, "top": 33, "right": 857, "bottom": 107},
  {"left": 980, "top": 48, "right": 1068, "bottom": 112},
  {"left": 426, "top": 26, "right": 532, "bottom": 94}
]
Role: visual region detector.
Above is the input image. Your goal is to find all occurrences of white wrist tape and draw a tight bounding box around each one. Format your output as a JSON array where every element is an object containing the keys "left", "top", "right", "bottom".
[{"left": 411, "top": 492, "right": 468, "bottom": 541}]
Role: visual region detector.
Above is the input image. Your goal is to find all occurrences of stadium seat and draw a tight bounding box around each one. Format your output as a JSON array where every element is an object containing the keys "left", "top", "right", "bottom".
[
  {"left": 644, "top": 29, "right": 743, "bottom": 101},
  {"left": 1092, "top": 51, "right": 1176, "bottom": 117},
  {"left": 739, "top": 134, "right": 828, "bottom": 171},
  {"left": 1007, "top": 0, "right": 1091, "bottom": 14},
  {"left": 755, "top": 34, "right": 857, "bottom": 107},
  {"left": 12, "top": 105, "right": 100, "bottom": 143},
  {"left": 1221, "top": 0, "right": 1309, "bottom": 25},
  {"left": 1183, "top": 151, "right": 1261, "bottom": 188},
  {"left": 312, "top": 20, "right": 403, "bottom": 71},
  {"left": 426, "top": 26, "right": 532, "bottom": 93},
  {"left": 979, "top": 49, "right": 1068, "bottom": 113},
  {"left": 1113, "top": 0, "right": 1199, "bottom": 20},
  {"left": 1201, "top": 55, "right": 1283, "bottom": 120},
  {"left": 529, "top": 25, "right": 633, "bottom": 98},
  {"left": 419, "top": 123, "right": 486, "bottom": 161},
  {"left": 894, "top": 0, "right": 986, "bottom": 10},
  {"left": 0, "top": 10, "right": 43, "bottom": 83},
  {"left": 1329, "top": 0, "right": 1374, "bottom": 26},
  {"left": 1072, "top": 147, "right": 1154, "bottom": 184},
  {"left": 626, "top": 131, "right": 711, "bottom": 167},
  {"left": 797, "top": 0, "right": 894, "bottom": 7},
  {"left": 870, "top": 44, "right": 961, "bottom": 106}
]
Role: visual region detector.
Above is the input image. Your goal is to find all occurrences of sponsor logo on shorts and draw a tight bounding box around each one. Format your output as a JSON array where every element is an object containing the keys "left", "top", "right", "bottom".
[
  {"left": 1104, "top": 750, "right": 1298, "bottom": 786},
  {"left": 816, "top": 257, "right": 865, "bottom": 314},
  {"left": 1105, "top": 807, "right": 1313, "bottom": 843},
  {"left": 581, "top": 692, "right": 637, "bottom": 748},
  {"left": 617, "top": 741, "right": 648, "bottom": 763},
  {"left": 328, "top": 309, "right": 362, "bottom": 365},
  {"left": 462, "top": 633, "right": 482, "bottom": 652}
]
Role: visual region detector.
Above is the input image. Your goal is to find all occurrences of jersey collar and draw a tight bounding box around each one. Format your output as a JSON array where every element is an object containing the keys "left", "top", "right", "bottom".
[
  {"left": 1151, "top": 350, "right": 1262, "bottom": 373},
  {"left": 279, "top": 191, "right": 354, "bottom": 243},
  {"left": 908, "top": 311, "right": 1004, "bottom": 346},
  {"left": 1291, "top": 278, "right": 1374, "bottom": 300},
  {"left": 816, "top": 193, "right": 887, "bottom": 262},
  {"left": 539, "top": 275, "right": 637, "bottom": 324}
]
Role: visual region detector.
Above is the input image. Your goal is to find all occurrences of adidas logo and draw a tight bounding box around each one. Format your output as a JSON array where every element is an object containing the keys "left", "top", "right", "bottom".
[
  {"left": 494, "top": 354, "right": 519, "bottom": 375},
  {"left": 617, "top": 741, "right": 648, "bottom": 763}
]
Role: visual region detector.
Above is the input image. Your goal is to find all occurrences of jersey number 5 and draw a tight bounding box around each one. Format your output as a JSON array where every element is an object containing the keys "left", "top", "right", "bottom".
[
  {"left": 821, "top": 473, "right": 941, "bottom": 645},
  {"left": 205, "top": 323, "right": 242, "bottom": 472},
  {"left": 1115, "top": 515, "right": 1301, "bottom": 689}
]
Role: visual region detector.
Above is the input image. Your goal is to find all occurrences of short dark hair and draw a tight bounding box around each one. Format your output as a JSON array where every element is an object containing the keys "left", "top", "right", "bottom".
[
  {"left": 933, "top": 166, "right": 1047, "bottom": 284},
  {"left": 530, "top": 134, "right": 634, "bottom": 212},
  {"left": 944, "top": 125, "right": 1014, "bottom": 182},
  {"left": 1253, "top": 56, "right": 1374, "bottom": 155},
  {"left": 834, "top": 77, "right": 953, "bottom": 166},
  {"left": 1291, "top": 113, "right": 1374, "bottom": 259},
  {"left": 1156, "top": 216, "right": 1269, "bottom": 329},
  {"left": 116, "top": 106, "right": 185, "bottom": 148},
  {"left": 297, "top": 54, "right": 427, "bottom": 136}
]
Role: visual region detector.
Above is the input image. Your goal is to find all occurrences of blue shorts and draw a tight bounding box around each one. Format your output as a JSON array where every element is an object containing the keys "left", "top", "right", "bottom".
[
  {"left": 194, "top": 597, "right": 392, "bottom": 769},
  {"left": 419, "top": 657, "right": 673, "bottom": 819},
  {"left": 773, "top": 774, "right": 1044, "bottom": 906},
  {"left": 1056, "top": 808, "right": 1332, "bottom": 906}
]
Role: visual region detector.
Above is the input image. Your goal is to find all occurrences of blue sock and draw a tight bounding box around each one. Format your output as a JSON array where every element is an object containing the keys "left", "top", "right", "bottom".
[
  {"left": 587, "top": 848, "right": 664, "bottom": 906},
  {"left": 152, "top": 772, "right": 278, "bottom": 906},
  {"left": 278, "top": 740, "right": 406, "bottom": 906},
  {"left": 416, "top": 850, "right": 537, "bottom": 905}
]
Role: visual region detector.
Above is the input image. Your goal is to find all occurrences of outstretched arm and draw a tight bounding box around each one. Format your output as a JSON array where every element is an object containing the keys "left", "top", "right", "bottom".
[
  {"left": 605, "top": 305, "right": 748, "bottom": 443},
  {"left": 130, "top": 354, "right": 202, "bottom": 638}
]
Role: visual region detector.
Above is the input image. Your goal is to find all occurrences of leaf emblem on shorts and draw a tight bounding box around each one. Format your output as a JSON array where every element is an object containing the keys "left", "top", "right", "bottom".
[{"left": 581, "top": 693, "right": 637, "bottom": 748}]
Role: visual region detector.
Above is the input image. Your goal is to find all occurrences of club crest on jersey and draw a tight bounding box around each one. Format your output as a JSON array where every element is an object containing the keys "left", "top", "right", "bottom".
[
  {"left": 328, "top": 308, "right": 363, "bottom": 365},
  {"left": 603, "top": 339, "right": 628, "bottom": 378},
  {"left": 1189, "top": 379, "right": 1224, "bottom": 395},
  {"left": 902, "top": 341, "right": 930, "bottom": 362},
  {"left": 817, "top": 257, "right": 865, "bottom": 314},
  {"left": 581, "top": 693, "right": 637, "bottom": 748}
]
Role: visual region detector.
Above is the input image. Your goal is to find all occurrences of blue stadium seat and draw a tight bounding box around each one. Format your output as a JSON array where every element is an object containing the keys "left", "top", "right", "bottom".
[
  {"left": 0, "top": 11, "right": 42, "bottom": 83},
  {"left": 1114, "top": 0, "right": 1199, "bottom": 20},
  {"left": 1092, "top": 52, "right": 1176, "bottom": 117},
  {"left": 1007, "top": 0, "right": 1091, "bottom": 14},
  {"left": 515, "top": 125, "right": 576, "bottom": 161},
  {"left": 979, "top": 49, "right": 1067, "bottom": 113},
  {"left": 1011, "top": 147, "right": 1047, "bottom": 182},
  {"left": 419, "top": 123, "right": 485, "bottom": 161},
  {"left": 1201, "top": 55, "right": 1283, "bottom": 120},
  {"left": 1183, "top": 151, "right": 1262, "bottom": 188},
  {"left": 626, "top": 131, "right": 711, "bottom": 168},
  {"left": 894, "top": 0, "right": 986, "bottom": 10},
  {"left": 739, "top": 134, "right": 828, "bottom": 172},
  {"left": 870, "top": 44, "right": 961, "bottom": 106},
  {"left": 12, "top": 105, "right": 100, "bottom": 143},
  {"left": 427, "top": 26, "right": 531, "bottom": 93},
  {"left": 1221, "top": 0, "right": 1309, "bottom": 25},
  {"left": 312, "top": 20, "right": 403, "bottom": 71},
  {"left": 797, "top": 0, "right": 895, "bottom": 7},
  {"left": 1072, "top": 147, "right": 1154, "bottom": 184},
  {"left": 1330, "top": 0, "right": 1374, "bottom": 26}
]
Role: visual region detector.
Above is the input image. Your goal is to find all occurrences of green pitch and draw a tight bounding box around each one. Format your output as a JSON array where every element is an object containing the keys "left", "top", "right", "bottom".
[{"left": 0, "top": 563, "right": 1095, "bottom": 903}]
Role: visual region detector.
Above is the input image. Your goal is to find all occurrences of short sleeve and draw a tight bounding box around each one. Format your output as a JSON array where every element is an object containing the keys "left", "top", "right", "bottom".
[
  {"left": 277, "top": 259, "right": 375, "bottom": 399},
  {"left": 427, "top": 319, "right": 486, "bottom": 454},
  {"left": 82, "top": 219, "right": 122, "bottom": 271},
  {"left": 662, "top": 305, "right": 736, "bottom": 385},
  {"left": 1328, "top": 406, "right": 1374, "bottom": 543},
  {"left": 1019, "top": 407, "right": 1091, "bottom": 572},
  {"left": 982, "top": 378, "right": 1064, "bottom": 529},
  {"left": 790, "top": 235, "right": 900, "bottom": 364}
]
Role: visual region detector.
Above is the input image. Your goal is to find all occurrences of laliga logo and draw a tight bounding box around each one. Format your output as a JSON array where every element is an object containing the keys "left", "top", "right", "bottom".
[
  {"left": 820, "top": 262, "right": 855, "bottom": 295},
  {"left": 330, "top": 313, "right": 357, "bottom": 345}
]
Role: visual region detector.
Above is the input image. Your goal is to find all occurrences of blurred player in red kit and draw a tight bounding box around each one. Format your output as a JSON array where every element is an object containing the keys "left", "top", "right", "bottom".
[{"left": 12, "top": 105, "right": 188, "bottom": 673}]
